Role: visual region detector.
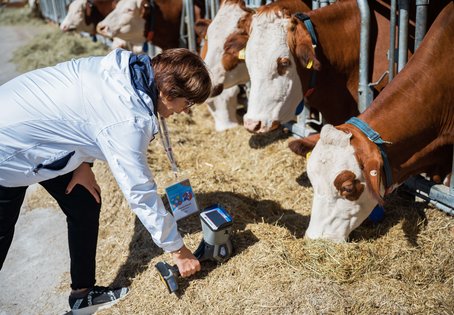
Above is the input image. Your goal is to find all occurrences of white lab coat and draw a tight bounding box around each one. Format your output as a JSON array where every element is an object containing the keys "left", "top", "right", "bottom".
[{"left": 0, "top": 49, "right": 184, "bottom": 252}]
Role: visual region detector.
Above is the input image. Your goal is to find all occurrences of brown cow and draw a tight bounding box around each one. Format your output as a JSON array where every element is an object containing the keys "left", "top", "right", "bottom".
[
  {"left": 301, "top": 2, "right": 453, "bottom": 241},
  {"left": 243, "top": 0, "right": 401, "bottom": 133}
]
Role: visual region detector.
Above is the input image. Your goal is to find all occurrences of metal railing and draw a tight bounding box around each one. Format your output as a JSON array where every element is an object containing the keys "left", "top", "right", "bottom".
[{"left": 39, "top": 0, "right": 71, "bottom": 24}]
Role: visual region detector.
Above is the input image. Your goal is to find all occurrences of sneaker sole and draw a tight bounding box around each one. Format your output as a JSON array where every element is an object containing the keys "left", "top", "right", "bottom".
[{"left": 71, "top": 288, "right": 129, "bottom": 315}]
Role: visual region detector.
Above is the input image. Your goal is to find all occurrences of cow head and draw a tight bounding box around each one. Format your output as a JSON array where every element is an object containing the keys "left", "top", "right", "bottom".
[
  {"left": 243, "top": 7, "right": 304, "bottom": 133},
  {"left": 202, "top": 0, "right": 253, "bottom": 97},
  {"left": 97, "top": 0, "right": 146, "bottom": 45},
  {"left": 60, "top": 0, "right": 93, "bottom": 33},
  {"left": 305, "top": 124, "right": 385, "bottom": 241}
]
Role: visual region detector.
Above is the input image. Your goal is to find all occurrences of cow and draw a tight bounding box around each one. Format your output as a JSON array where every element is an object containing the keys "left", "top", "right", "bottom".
[
  {"left": 242, "top": 0, "right": 402, "bottom": 133},
  {"left": 196, "top": 0, "right": 254, "bottom": 96},
  {"left": 299, "top": 1, "right": 453, "bottom": 241},
  {"left": 59, "top": 0, "right": 139, "bottom": 51},
  {"left": 193, "top": 0, "right": 255, "bottom": 131},
  {"left": 194, "top": 0, "right": 309, "bottom": 131},
  {"left": 60, "top": 0, "right": 118, "bottom": 34},
  {"left": 96, "top": 0, "right": 205, "bottom": 50}
]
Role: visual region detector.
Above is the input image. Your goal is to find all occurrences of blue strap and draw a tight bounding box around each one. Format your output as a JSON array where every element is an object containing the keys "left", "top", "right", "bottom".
[
  {"left": 295, "top": 99, "right": 305, "bottom": 116},
  {"left": 293, "top": 13, "right": 318, "bottom": 116},
  {"left": 294, "top": 13, "right": 318, "bottom": 47},
  {"left": 346, "top": 117, "right": 393, "bottom": 189}
]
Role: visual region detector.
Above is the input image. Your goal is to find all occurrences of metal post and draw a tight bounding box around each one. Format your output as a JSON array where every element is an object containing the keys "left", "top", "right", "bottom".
[
  {"left": 397, "top": 0, "right": 409, "bottom": 72},
  {"left": 184, "top": 0, "right": 197, "bottom": 52},
  {"left": 213, "top": 0, "right": 220, "bottom": 17},
  {"left": 451, "top": 147, "right": 454, "bottom": 194},
  {"left": 312, "top": 1, "right": 320, "bottom": 10},
  {"left": 388, "top": 0, "right": 397, "bottom": 81},
  {"left": 51, "top": 0, "right": 58, "bottom": 22},
  {"left": 357, "top": 0, "right": 373, "bottom": 112},
  {"left": 320, "top": 0, "right": 329, "bottom": 7},
  {"left": 415, "top": 0, "right": 429, "bottom": 50}
]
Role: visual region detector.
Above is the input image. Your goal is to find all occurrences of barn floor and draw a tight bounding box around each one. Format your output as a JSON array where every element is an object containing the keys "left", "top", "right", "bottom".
[{"left": 1, "top": 6, "right": 454, "bottom": 315}]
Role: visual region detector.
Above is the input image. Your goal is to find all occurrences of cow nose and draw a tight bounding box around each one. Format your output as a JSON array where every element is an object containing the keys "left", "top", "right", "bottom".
[
  {"left": 210, "top": 84, "right": 224, "bottom": 97},
  {"left": 60, "top": 24, "right": 68, "bottom": 32},
  {"left": 96, "top": 24, "right": 110, "bottom": 37},
  {"left": 244, "top": 119, "right": 261, "bottom": 133}
]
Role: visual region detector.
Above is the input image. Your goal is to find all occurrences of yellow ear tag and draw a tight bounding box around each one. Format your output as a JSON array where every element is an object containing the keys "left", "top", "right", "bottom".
[
  {"left": 306, "top": 151, "right": 312, "bottom": 160},
  {"left": 238, "top": 49, "right": 246, "bottom": 60},
  {"left": 306, "top": 59, "right": 313, "bottom": 69}
]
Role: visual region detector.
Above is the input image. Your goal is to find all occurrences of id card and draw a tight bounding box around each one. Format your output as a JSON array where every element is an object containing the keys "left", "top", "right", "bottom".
[{"left": 165, "top": 178, "right": 198, "bottom": 220}]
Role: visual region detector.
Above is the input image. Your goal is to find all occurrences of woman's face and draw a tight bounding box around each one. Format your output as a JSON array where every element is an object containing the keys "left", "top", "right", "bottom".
[{"left": 157, "top": 92, "right": 194, "bottom": 118}]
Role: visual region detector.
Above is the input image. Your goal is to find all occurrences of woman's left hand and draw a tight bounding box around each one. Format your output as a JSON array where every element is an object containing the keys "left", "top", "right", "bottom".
[{"left": 66, "top": 162, "right": 101, "bottom": 203}]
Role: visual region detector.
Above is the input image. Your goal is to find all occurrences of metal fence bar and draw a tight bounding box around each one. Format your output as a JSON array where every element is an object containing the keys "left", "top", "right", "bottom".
[
  {"left": 397, "top": 0, "right": 409, "bottom": 72},
  {"left": 414, "top": 0, "right": 429, "bottom": 50},
  {"left": 357, "top": 0, "right": 373, "bottom": 112},
  {"left": 388, "top": 0, "right": 397, "bottom": 81}
]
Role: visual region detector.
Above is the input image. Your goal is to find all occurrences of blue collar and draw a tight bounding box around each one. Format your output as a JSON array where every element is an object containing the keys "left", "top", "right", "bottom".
[
  {"left": 293, "top": 13, "right": 318, "bottom": 116},
  {"left": 129, "top": 53, "right": 158, "bottom": 117},
  {"left": 345, "top": 117, "right": 393, "bottom": 189}
]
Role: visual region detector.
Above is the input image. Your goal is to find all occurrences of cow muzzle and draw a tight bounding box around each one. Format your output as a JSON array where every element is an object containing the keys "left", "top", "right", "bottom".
[
  {"left": 96, "top": 23, "right": 113, "bottom": 38},
  {"left": 243, "top": 119, "right": 280, "bottom": 133}
]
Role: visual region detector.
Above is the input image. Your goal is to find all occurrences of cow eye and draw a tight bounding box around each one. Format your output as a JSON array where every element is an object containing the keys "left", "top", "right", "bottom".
[{"left": 277, "top": 57, "right": 291, "bottom": 75}]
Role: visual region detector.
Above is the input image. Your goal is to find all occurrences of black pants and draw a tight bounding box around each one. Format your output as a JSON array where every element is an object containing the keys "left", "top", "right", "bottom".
[{"left": 0, "top": 172, "right": 101, "bottom": 290}]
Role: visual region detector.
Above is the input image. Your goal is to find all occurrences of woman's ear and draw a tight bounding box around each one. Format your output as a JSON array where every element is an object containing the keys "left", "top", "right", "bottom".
[{"left": 159, "top": 91, "right": 172, "bottom": 103}]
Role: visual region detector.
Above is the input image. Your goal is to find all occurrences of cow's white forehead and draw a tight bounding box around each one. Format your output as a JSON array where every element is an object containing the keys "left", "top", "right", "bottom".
[
  {"left": 244, "top": 12, "right": 302, "bottom": 126},
  {"left": 307, "top": 125, "right": 362, "bottom": 195},
  {"left": 248, "top": 13, "right": 290, "bottom": 64},
  {"left": 204, "top": 2, "right": 248, "bottom": 86},
  {"left": 207, "top": 2, "right": 245, "bottom": 43}
]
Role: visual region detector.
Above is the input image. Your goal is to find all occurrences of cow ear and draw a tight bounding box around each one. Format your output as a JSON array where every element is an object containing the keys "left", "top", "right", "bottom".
[
  {"left": 288, "top": 17, "right": 321, "bottom": 71},
  {"left": 237, "top": 11, "right": 253, "bottom": 35},
  {"left": 362, "top": 158, "right": 385, "bottom": 205},
  {"left": 222, "top": 32, "right": 249, "bottom": 70},
  {"left": 194, "top": 19, "right": 211, "bottom": 39},
  {"left": 333, "top": 170, "right": 365, "bottom": 201},
  {"left": 288, "top": 133, "right": 320, "bottom": 156}
]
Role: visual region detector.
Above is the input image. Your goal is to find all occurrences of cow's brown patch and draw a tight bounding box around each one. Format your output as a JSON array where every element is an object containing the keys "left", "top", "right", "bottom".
[
  {"left": 334, "top": 170, "right": 365, "bottom": 201},
  {"left": 277, "top": 57, "right": 291, "bottom": 75}
]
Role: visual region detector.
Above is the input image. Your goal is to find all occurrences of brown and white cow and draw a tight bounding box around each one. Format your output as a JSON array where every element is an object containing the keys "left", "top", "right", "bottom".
[
  {"left": 196, "top": 0, "right": 309, "bottom": 131},
  {"left": 194, "top": 0, "right": 255, "bottom": 131},
  {"left": 96, "top": 0, "right": 204, "bottom": 50},
  {"left": 60, "top": 0, "right": 118, "bottom": 34},
  {"left": 302, "top": 2, "right": 453, "bottom": 241},
  {"left": 242, "top": 0, "right": 397, "bottom": 133},
  {"left": 196, "top": 0, "right": 254, "bottom": 95}
]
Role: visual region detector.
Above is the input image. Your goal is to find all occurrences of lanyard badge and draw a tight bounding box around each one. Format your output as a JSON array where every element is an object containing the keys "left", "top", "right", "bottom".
[{"left": 158, "top": 114, "right": 198, "bottom": 220}]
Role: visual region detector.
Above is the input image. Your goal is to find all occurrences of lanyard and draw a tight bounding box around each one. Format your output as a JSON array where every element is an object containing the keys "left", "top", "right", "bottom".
[{"left": 157, "top": 114, "right": 179, "bottom": 179}]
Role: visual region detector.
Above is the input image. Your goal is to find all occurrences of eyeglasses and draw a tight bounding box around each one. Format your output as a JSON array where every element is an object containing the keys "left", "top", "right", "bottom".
[{"left": 184, "top": 100, "right": 195, "bottom": 110}]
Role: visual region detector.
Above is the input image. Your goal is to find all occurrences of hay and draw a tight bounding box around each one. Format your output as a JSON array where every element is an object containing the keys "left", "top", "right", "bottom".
[
  {"left": 9, "top": 17, "right": 454, "bottom": 315},
  {"left": 0, "top": 6, "right": 43, "bottom": 26},
  {"left": 11, "top": 29, "right": 109, "bottom": 72}
]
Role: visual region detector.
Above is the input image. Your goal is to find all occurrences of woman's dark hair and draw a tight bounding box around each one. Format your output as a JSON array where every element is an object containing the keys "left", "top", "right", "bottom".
[{"left": 151, "top": 48, "right": 212, "bottom": 104}]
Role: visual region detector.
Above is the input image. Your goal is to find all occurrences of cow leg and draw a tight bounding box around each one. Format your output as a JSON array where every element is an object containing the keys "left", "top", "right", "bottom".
[{"left": 207, "top": 86, "right": 240, "bottom": 132}]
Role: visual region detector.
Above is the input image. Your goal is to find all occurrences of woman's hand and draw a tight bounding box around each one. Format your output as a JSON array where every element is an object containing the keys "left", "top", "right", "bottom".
[
  {"left": 66, "top": 162, "right": 101, "bottom": 203},
  {"left": 171, "top": 245, "right": 201, "bottom": 278}
]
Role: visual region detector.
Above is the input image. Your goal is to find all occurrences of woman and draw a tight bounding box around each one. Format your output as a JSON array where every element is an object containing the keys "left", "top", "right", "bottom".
[{"left": 0, "top": 47, "right": 212, "bottom": 314}]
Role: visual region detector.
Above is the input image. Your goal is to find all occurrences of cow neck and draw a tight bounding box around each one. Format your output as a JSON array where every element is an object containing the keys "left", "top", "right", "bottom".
[
  {"left": 345, "top": 117, "right": 393, "bottom": 190},
  {"left": 293, "top": 12, "right": 318, "bottom": 116}
]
